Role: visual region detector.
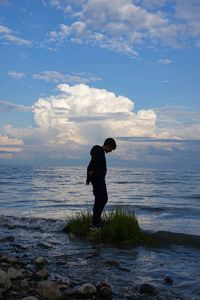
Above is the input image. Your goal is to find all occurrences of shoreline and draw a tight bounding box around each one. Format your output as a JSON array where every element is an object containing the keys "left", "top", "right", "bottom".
[{"left": 0, "top": 231, "right": 190, "bottom": 300}]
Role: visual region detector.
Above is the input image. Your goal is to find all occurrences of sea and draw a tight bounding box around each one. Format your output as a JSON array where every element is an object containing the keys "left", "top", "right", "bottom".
[{"left": 0, "top": 165, "right": 200, "bottom": 299}]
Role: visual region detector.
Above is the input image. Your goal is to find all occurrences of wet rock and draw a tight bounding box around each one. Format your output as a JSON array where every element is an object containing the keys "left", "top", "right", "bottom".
[
  {"left": 35, "top": 257, "right": 47, "bottom": 265},
  {"left": 139, "top": 283, "right": 158, "bottom": 295},
  {"left": 0, "top": 269, "right": 12, "bottom": 289},
  {"left": 21, "top": 278, "right": 29, "bottom": 288},
  {"left": 7, "top": 267, "right": 23, "bottom": 279},
  {"left": 36, "top": 268, "right": 49, "bottom": 279},
  {"left": 97, "top": 282, "right": 112, "bottom": 298},
  {"left": 77, "top": 283, "right": 97, "bottom": 295},
  {"left": 37, "top": 280, "right": 61, "bottom": 300},
  {"left": 164, "top": 276, "right": 174, "bottom": 285}
]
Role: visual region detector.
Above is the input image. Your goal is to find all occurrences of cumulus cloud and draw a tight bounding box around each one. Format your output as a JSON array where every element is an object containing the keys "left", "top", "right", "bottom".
[
  {"left": 32, "top": 83, "right": 157, "bottom": 144},
  {"left": 33, "top": 70, "right": 101, "bottom": 84},
  {"left": 8, "top": 71, "right": 26, "bottom": 80}
]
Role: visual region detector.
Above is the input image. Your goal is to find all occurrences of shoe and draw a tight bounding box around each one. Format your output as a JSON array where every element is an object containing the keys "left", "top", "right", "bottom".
[{"left": 90, "top": 224, "right": 101, "bottom": 230}]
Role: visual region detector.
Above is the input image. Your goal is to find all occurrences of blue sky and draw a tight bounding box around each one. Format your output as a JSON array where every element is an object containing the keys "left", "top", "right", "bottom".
[{"left": 0, "top": 0, "right": 200, "bottom": 168}]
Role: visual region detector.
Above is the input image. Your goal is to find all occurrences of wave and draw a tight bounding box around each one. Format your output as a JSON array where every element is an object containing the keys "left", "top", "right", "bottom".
[
  {"left": 146, "top": 230, "right": 200, "bottom": 249},
  {"left": 1, "top": 214, "right": 199, "bottom": 249}
]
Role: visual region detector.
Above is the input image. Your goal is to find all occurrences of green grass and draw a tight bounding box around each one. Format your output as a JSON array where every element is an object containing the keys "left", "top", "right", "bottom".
[{"left": 64, "top": 207, "right": 158, "bottom": 247}]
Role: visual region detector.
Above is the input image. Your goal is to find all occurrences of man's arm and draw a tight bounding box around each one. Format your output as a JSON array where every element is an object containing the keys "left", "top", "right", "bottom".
[{"left": 86, "top": 147, "right": 101, "bottom": 184}]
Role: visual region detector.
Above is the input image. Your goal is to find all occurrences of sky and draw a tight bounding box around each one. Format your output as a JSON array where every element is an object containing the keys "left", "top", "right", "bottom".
[{"left": 0, "top": 0, "right": 200, "bottom": 168}]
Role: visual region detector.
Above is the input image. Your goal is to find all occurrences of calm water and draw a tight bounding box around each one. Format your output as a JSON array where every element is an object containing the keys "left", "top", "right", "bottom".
[{"left": 0, "top": 165, "right": 200, "bottom": 299}]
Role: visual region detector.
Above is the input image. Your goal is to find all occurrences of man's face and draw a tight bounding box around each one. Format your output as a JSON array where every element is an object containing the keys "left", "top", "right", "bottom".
[{"left": 104, "top": 145, "right": 114, "bottom": 153}]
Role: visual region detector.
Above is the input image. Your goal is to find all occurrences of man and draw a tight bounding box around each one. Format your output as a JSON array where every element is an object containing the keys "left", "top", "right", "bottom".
[{"left": 86, "top": 138, "right": 117, "bottom": 228}]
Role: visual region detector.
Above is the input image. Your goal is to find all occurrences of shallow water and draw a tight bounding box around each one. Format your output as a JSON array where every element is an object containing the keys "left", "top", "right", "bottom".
[{"left": 0, "top": 165, "right": 200, "bottom": 299}]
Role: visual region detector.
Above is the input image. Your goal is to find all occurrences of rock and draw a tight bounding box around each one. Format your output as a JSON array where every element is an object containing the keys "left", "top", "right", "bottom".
[
  {"left": 35, "top": 257, "right": 47, "bottom": 265},
  {"left": 77, "top": 283, "right": 97, "bottom": 295},
  {"left": 22, "top": 297, "right": 38, "bottom": 300},
  {"left": 139, "top": 283, "right": 158, "bottom": 295},
  {"left": 37, "top": 281, "right": 61, "bottom": 300},
  {"left": 7, "top": 267, "right": 23, "bottom": 279},
  {"left": 36, "top": 268, "right": 49, "bottom": 279},
  {"left": 21, "top": 279, "right": 29, "bottom": 288},
  {"left": 0, "top": 269, "right": 12, "bottom": 289},
  {"left": 164, "top": 276, "right": 173, "bottom": 284},
  {"left": 97, "top": 282, "right": 112, "bottom": 297}
]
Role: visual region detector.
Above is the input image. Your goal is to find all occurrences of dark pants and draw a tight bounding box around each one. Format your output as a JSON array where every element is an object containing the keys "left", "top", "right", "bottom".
[{"left": 91, "top": 180, "right": 108, "bottom": 227}]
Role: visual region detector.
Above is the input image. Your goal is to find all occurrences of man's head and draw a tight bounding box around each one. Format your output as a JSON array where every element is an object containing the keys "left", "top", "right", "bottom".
[{"left": 103, "top": 138, "right": 117, "bottom": 153}]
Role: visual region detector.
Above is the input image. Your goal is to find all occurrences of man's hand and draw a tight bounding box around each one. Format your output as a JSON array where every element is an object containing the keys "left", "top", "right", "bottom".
[{"left": 86, "top": 170, "right": 94, "bottom": 185}]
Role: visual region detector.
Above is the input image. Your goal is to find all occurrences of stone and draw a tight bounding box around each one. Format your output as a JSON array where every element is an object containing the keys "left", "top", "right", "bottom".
[
  {"left": 77, "top": 283, "right": 97, "bottom": 295},
  {"left": 21, "top": 279, "right": 29, "bottom": 288},
  {"left": 7, "top": 267, "right": 23, "bottom": 279},
  {"left": 97, "top": 282, "right": 112, "bottom": 297},
  {"left": 139, "top": 283, "right": 158, "bottom": 295},
  {"left": 36, "top": 268, "right": 49, "bottom": 279},
  {"left": 0, "top": 269, "right": 12, "bottom": 289},
  {"left": 37, "top": 281, "right": 61, "bottom": 300},
  {"left": 35, "top": 257, "right": 47, "bottom": 265}
]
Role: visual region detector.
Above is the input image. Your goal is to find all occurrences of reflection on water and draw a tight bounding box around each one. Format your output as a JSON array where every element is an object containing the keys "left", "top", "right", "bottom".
[{"left": 0, "top": 166, "right": 200, "bottom": 234}]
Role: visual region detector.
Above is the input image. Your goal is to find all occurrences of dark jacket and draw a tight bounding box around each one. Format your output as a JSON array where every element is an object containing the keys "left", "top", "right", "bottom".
[{"left": 86, "top": 145, "right": 107, "bottom": 184}]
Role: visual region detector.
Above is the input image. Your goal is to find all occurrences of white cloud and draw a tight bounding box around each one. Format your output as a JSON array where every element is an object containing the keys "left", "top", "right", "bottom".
[
  {"left": 44, "top": 0, "right": 200, "bottom": 56},
  {"left": 32, "top": 83, "right": 157, "bottom": 144},
  {"left": 0, "top": 134, "right": 23, "bottom": 158},
  {"left": 0, "top": 25, "right": 12, "bottom": 34},
  {"left": 0, "top": 24, "right": 31, "bottom": 46},
  {"left": 3, "top": 34, "right": 32, "bottom": 46},
  {"left": 0, "top": 99, "right": 32, "bottom": 112},
  {"left": 8, "top": 71, "right": 26, "bottom": 80},
  {"left": 158, "top": 58, "right": 172, "bottom": 64},
  {"left": 33, "top": 70, "right": 101, "bottom": 84}
]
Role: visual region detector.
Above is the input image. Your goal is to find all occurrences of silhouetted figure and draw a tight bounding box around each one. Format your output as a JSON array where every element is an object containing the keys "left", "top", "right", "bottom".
[{"left": 86, "top": 138, "right": 117, "bottom": 228}]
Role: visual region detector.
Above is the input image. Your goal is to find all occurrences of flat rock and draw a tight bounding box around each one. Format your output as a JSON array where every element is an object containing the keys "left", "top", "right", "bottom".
[{"left": 37, "top": 280, "right": 61, "bottom": 300}]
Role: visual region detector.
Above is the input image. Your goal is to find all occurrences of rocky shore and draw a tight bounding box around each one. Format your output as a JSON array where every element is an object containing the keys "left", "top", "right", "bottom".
[{"left": 0, "top": 251, "right": 184, "bottom": 300}]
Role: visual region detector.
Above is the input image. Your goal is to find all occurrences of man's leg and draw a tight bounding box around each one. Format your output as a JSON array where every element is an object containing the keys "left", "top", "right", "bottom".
[{"left": 92, "top": 182, "right": 108, "bottom": 227}]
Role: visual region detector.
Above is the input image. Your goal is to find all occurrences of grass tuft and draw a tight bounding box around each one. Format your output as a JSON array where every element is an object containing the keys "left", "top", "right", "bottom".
[{"left": 64, "top": 207, "right": 158, "bottom": 247}]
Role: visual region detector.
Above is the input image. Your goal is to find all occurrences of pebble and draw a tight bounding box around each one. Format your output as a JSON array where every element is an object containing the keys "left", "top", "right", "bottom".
[
  {"left": 35, "top": 257, "right": 47, "bottom": 265},
  {"left": 36, "top": 268, "right": 49, "bottom": 279}
]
